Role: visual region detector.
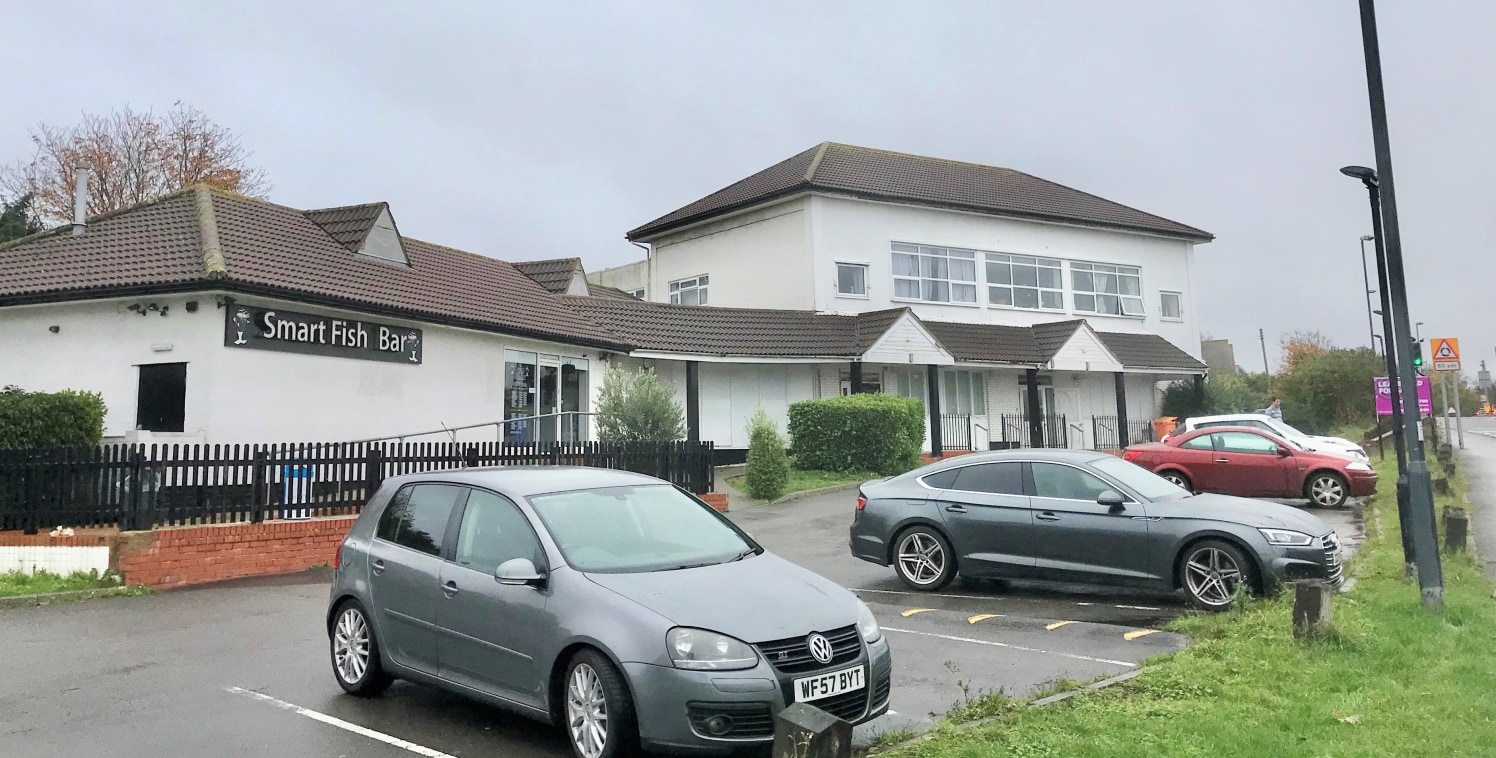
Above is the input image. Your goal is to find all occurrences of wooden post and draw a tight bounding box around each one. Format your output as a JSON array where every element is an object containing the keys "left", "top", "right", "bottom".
[
  {"left": 773, "top": 703, "right": 851, "bottom": 758},
  {"left": 1025, "top": 368, "right": 1044, "bottom": 448},
  {"left": 1443, "top": 506, "right": 1469, "bottom": 553},
  {"left": 1292, "top": 580, "right": 1334, "bottom": 639},
  {"left": 685, "top": 360, "right": 701, "bottom": 445},
  {"left": 1114, "top": 372, "right": 1129, "bottom": 447},
  {"left": 926, "top": 364, "right": 943, "bottom": 458},
  {"left": 849, "top": 361, "right": 863, "bottom": 395}
]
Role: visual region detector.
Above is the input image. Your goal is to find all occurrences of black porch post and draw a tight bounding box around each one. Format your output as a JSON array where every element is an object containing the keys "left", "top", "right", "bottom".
[
  {"left": 1025, "top": 368, "right": 1043, "bottom": 448},
  {"left": 1114, "top": 373, "right": 1129, "bottom": 447},
  {"left": 1193, "top": 374, "right": 1206, "bottom": 411},
  {"left": 849, "top": 361, "right": 864, "bottom": 394},
  {"left": 685, "top": 360, "right": 700, "bottom": 445},
  {"left": 927, "top": 365, "right": 943, "bottom": 457}
]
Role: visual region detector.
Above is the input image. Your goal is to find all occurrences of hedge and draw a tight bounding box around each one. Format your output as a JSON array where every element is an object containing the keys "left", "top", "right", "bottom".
[
  {"left": 787, "top": 394, "right": 925, "bottom": 475},
  {"left": 744, "top": 409, "right": 789, "bottom": 501},
  {"left": 0, "top": 386, "right": 107, "bottom": 449}
]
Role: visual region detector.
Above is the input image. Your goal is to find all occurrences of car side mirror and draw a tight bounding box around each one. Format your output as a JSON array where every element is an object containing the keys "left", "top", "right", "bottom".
[
  {"left": 1277, "top": 446, "right": 1292, "bottom": 457},
  {"left": 496, "top": 558, "right": 545, "bottom": 587},
  {"left": 1097, "top": 490, "right": 1126, "bottom": 510}
]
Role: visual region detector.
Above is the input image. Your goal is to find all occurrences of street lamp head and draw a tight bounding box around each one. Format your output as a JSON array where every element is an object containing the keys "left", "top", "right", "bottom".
[
  {"left": 1340, "top": 165, "right": 1377, "bottom": 180},
  {"left": 1361, "top": 235, "right": 1375, "bottom": 242}
]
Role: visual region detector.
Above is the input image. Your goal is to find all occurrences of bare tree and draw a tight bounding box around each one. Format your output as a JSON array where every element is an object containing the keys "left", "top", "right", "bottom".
[{"left": 0, "top": 103, "right": 270, "bottom": 224}]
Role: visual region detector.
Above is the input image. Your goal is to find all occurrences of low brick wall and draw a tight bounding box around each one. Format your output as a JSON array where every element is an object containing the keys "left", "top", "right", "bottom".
[
  {"left": 699, "top": 492, "right": 729, "bottom": 512},
  {"left": 117, "top": 518, "right": 356, "bottom": 589}
]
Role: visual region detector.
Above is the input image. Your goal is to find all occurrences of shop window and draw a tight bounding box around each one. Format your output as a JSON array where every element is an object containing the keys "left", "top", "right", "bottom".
[{"left": 136, "top": 363, "right": 187, "bottom": 432}]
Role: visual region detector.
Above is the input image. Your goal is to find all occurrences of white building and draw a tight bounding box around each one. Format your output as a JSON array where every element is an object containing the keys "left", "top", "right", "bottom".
[
  {"left": 1, "top": 144, "right": 1209, "bottom": 460},
  {"left": 595, "top": 143, "right": 1212, "bottom": 454}
]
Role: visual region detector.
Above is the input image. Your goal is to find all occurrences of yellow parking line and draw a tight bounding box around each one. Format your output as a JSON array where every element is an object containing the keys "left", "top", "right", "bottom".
[
  {"left": 901, "top": 608, "right": 935, "bottom": 618},
  {"left": 1045, "top": 620, "right": 1077, "bottom": 631},
  {"left": 967, "top": 613, "right": 1003, "bottom": 624},
  {"left": 1123, "top": 629, "right": 1159, "bottom": 641}
]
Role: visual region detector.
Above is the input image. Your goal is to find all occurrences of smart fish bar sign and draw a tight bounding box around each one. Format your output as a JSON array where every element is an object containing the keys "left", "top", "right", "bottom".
[{"left": 225, "top": 305, "right": 422, "bottom": 364}]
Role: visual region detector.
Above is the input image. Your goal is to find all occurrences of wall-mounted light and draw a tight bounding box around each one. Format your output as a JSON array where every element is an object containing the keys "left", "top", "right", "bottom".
[
  {"left": 185, "top": 301, "right": 199, "bottom": 313},
  {"left": 48, "top": 325, "right": 59, "bottom": 334}
]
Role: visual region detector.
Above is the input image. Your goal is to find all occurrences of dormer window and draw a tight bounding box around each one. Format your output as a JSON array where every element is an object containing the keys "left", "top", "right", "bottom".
[{"left": 358, "top": 207, "right": 408, "bottom": 265}]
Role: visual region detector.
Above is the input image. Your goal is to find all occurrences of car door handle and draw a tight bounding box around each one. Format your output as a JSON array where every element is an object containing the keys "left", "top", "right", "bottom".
[
  {"left": 370, "top": 559, "right": 385, "bottom": 575},
  {"left": 1214, "top": 458, "right": 1230, "bottom": 463},
  {"left": 1036, "top": 512, "right": 1060, "bottom": 522},
  {"left": 441, "top": 581, "right": 459, "bottom": 598},
  {"left": 945, "top": 504, "right": 967, "bottom": 514}
]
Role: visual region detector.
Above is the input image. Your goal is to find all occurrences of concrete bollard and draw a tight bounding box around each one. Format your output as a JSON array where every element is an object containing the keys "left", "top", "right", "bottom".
[
  {"left": 1444, "top": 507, "right": 1469, "bottom": 553},
  {"left": 773, "top": 703, "right": 851, "bottom": 758},
  {"left": 1434, "top": 477, "right": 1451, "bottom": 496},
  {"left": 1292, "top": 580, "right": 1334, "bottom": 639}
]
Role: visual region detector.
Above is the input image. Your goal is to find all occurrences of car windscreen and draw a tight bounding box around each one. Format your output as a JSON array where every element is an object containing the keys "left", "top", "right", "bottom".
[
  {"left": 1091, "top": 456, "right": 1190, "bottom": 501},
  {"left": 527, "top": 484, "right": 754, "bottom": 573}
]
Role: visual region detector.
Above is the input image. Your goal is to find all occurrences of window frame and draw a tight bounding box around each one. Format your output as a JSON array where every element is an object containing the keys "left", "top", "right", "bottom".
[
  {"left": 834, "top": 261, "right": 870, "bottom": 299},
  {"left": 668, "top": 274, "right": 709, "bottom": 305},
  {"left": 947, "top": 461, "right": 1025, "bottom": 496},
  {"left": 628, "top": 288, "right": 645, "bottom": 299},
  {"left": 1160, "top": 290, "right": 1184, "bottom": 322},
  {"left": 984, "top": 253, "right": 1065, "bottom": 312},
  {"left": 890, "top": 243, "right": 979, "bottom": 306},
  {"left": 941, "top": 369, "right": 987, "bottom": 416},
  {"left": 1071, "top": 261, "right": 1145, "bottom": 318},
  {"left": 373, "top": 482, "right": 465, "bottom": 559},
  {"left": 450, "top": 486, "right": 550, "bottom": 576},
  {"left": 136, "top": 362, "right": 188, "bottom": 433}
]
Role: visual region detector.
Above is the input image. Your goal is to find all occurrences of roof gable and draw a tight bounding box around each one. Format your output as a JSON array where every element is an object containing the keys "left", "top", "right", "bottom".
[
  {"left": 303, "top": 203, "right": 408, "bottom": 265},
  {"left": 514, "top": 257, "right": 589, "bottom": 295},
  {"left": 1047, "top": 322, "right": 1124, "bottom": 372},
  {"left": 628, "top": 142, "right": 1212, "bottom": 242},
  {"left": 861, "top": 311, "right": 954, "bottom": 366}
]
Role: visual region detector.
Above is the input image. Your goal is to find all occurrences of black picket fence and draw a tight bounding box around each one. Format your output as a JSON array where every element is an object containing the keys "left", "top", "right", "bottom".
[
  {"left": 940, "top": 414, "right": 974, "bottom": 452},
  {"left": 0, "top": 440, "right": 715, "bottom": 534},
  {"left": 998, "top": 413, "right": 1070, "bottom": 448}
]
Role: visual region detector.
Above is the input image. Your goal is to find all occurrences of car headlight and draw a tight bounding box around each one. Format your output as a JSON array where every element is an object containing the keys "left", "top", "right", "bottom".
[
  {"left": 856, "top": 600, "right": 882, "bottom": 643},
  {"left": 666, "top": 628, "right": 758, "bottom": 671},
  {"left": 1346, "top": 461, "right": 1373, "bottom": 472},
  {"left": 1259, "top": 528, "right": 1315, "bottom": 547}
]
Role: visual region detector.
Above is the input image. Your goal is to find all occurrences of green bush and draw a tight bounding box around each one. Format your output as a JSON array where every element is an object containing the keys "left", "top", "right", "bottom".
[
  {"left": 1274, "top": 347, "right": 1386, "bottom": 433},
  {"left": 1161, "top": 371, "right": 1272, "bottom": 419},
  {"left": 0, "top": 385, "right": 107, "bottom": 449},
  {"left": 594, "top": 367, "right": 685, "bottom": 443},
  {"left": 744, "top": 408, "right": 790, "bottom": 501},
  {"left": 787, "top": 394, "right": 925, "bottom": 475}
]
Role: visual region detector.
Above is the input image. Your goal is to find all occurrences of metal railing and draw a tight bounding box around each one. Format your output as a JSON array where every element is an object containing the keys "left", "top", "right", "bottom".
[
  {"left": 940, "top": 414, "right": 974, "bottom": 452},
  {"left": 346, "top": 411, "right": 596, "bottom": 445},
  {"left": 998, "top": 413, "right": 1069, "bottom": 448}
]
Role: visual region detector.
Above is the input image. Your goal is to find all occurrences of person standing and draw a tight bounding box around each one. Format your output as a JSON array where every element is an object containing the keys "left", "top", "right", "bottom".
[{"left": 1265, "top": 398, "right": 1284, "bottom": 421}]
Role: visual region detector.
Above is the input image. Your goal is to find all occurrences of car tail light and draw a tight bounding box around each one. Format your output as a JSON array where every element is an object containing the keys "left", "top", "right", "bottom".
[
  {"left": 1122, "top": 450, "right": 1142, "bottom": 462},
  {"left": 856, "top": 495, "right": 867, "bottom": 511},
  {"left": 333, "top": 542, "right": 343, "bottom": 570}
]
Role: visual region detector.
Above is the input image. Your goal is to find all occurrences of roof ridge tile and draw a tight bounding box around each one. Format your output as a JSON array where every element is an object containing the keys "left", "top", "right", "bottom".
[{"left": 193, "top": 185, "right": 227, "bottom": 279}]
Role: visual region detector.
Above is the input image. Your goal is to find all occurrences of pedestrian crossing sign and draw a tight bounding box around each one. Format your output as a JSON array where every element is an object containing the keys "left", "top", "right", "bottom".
[{"left": 1431, "top": 337, "right": 1460, "bottom": 372}]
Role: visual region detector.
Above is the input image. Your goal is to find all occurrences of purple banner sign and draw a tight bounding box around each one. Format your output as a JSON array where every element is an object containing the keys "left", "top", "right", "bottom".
[{"left": 1374, "top": 376, "right": 1432, "bottom": 416}]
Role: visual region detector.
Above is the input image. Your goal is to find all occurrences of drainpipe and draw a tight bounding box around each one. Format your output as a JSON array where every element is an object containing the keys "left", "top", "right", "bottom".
[{"left": 631, "top": 241, "right": 651, "bottom": 300}]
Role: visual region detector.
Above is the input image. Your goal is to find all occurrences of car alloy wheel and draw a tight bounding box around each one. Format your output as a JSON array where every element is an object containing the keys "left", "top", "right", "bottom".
[
  {"left": 333, "top": 607, "right": 370, "bottom": 685},
  {"left": 567, "top": 663, "right": 609, "bottom": 758},
  {"left": 1183, "top": 545, "right": 1244, "bottom": 609},
  {"left": 1308, "top": 473, "right": 1347, "bottom": 508},
  {"left": 1161, "top": 472, "right": 1192, "bottom": 491},
  {"left": 895, "top": 529, "right": 954, "bottom": 589}
]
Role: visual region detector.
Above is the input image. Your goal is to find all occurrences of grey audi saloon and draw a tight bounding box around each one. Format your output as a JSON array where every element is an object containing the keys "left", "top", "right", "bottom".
[
  {"left": 327, "top": 467, "right": 891, "bottom": 757},
  {"left": 849, "top": 450, "right": 1341, "bottom": 610}
]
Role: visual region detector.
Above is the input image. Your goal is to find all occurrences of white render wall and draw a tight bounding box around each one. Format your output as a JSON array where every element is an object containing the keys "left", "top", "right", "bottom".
[
  {"left": 0, "top": 295, "right": 606, "bottom": 445},
  {"left": 809, "top": 194, "right": 1203, "bottom": 358},
  {"left": 648, "top": 198, "right": 815, "bottom": 311}
]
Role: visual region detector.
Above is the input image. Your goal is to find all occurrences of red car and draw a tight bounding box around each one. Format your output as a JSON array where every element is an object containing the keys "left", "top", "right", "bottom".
[{"left": 1123, "top": 426, "right": 1377, "bottom": 508}]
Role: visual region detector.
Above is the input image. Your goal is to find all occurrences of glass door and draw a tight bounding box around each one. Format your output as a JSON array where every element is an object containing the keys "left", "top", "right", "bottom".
[
  {"left": 504, "top": 351, "right": 589, "bottom": 444},
  {"left": 504, "top": 350, "right": 538, "bottom": 443},
  {"left": 537, "top": 359, "right": 560, "bottom": 443},
  {"left": 560, "top": 359, "right": 588, "bottom": 442}
]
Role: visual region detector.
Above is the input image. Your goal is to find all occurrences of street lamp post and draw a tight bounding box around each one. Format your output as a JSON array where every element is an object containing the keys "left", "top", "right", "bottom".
[
  {"left": 1349, "top": 174, "right": 1414, "bottom": 574},
  {"left": 1352, "top": 0, "right": 1442, "bottom": 607},
  {"left": 1359, "top": 235, "right": 1378, "bottom": 354}
]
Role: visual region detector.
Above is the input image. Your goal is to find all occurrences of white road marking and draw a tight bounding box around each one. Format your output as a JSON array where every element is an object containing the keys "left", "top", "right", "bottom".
[
  {"left": 852, "top": 588, "right": 1162, "bottom": 612},
  {"left": 882, "top": 627, "right": 1137, "bottom": 668},
  {"left": 225, "top": 687, "right": 457, "bottom": 758}
]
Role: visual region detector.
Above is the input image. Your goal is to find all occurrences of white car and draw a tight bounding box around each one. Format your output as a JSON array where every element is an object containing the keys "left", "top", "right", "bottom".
[{"left": 1173, "top": 414, "right": 1369, "bottom": 461}]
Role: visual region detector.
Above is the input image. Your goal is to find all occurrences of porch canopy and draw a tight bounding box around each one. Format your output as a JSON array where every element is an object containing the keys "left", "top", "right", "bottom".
[{"left": 563, "top": 297, "right": 1206, "bottom": 454}]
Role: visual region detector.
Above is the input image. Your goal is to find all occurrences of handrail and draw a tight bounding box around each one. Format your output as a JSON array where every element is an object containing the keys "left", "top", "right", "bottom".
[{"left": 346, "top": 411, "right": 597, "bottom": 445}]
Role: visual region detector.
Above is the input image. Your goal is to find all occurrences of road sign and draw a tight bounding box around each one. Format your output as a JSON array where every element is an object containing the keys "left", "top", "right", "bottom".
[
  {"left": 1374, "top": 375, "right": 1432, "bottom": 415},
  {"left": 1431, "top": 337, "right": 1461, "bottom": 372}
]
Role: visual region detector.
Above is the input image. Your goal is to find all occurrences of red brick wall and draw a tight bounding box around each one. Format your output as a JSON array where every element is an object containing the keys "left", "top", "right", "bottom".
[
  {"left": 117, "top": 518, "right": 356, "bottom": 589},
  {"left": 699, "top": 493, "right": 729, "bottom": 512}
]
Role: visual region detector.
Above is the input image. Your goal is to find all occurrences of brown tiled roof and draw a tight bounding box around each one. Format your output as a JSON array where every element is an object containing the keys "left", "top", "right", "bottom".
[
  {"left": 513, "top": 257, "right": 582, "bottom": 294},
  {"left": 302, "top": 203, "right": 386, "bottom": 251},
  {"left": 920, "top": 320, "right": 1043, "bottom": 364},
  {"left": 1030, "top": 320, "right": 1087, "bottom": 359},
  {"left": 852, "top": 308, "right": 911, "bottom": 351},
  {"left": 628, "top": 142, "right": 1212, "bottom": 242},
  {"left": 0, "top": 188, "right": 625, "bottom": 350},
  {"left": 1095, "top": 331, "right": 1207, "bottom": 372},
  {"left": 562, "top": 296, "right": 873, "bottom": 358},
  {"left": 586, "top": 282, "right": 641, "bottom": 300}
]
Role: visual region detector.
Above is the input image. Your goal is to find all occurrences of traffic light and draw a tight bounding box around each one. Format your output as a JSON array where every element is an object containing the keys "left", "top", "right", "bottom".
[{"left": 1412, "top": 339, "right": 1424, "bottom": 369}]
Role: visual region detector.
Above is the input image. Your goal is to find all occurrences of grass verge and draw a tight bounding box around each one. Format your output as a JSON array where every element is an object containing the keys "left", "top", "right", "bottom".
[
  {"left": 891, "top": 452, "right": 1496, "bottom": 757},
  {"left": 726, "top": 468, "right": 876, "bottom": 499},
  {"left": 0, "top": 569, "right": 134, "bottom": 598}
]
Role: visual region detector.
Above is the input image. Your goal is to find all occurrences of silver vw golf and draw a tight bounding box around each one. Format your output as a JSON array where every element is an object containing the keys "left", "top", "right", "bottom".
[{"left": 327, "top": 467, "right": 891, "bottom": 757}]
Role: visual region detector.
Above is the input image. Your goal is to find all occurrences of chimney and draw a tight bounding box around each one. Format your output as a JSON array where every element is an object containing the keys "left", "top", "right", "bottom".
[{"left": 71, "top": 166, "right": 91, "bottom": 236}]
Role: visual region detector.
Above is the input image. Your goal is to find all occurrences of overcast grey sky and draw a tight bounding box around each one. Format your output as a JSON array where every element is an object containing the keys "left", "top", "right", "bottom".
[{"left": 6, "top": 2, "right": 1493, "bottom": 377}]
